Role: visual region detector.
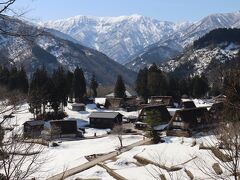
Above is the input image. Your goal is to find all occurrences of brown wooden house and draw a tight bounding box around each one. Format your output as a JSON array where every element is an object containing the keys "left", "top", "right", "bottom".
[
  {"left": 138, "top": 104, "right": 171, "bottom": 124},
  {"left": 23, "top": 120, "right": 45, "bottom": 138},
  {"left": 149, "top": 96, "right": 174, "bottom": 107},
  {"left": 213, "top": 94, "right": 226, "bottom": 103},
  {"left": 71, "top": 103, "right": 86, "bottom": 111},
  {"left": 209, "top": 102, "right": 224, "bottom": 122},
  {"left": 105, "top": 98, "right": 125, "bottom": 110},
  {"left": 167, "top": 107, "right": 209, "bottom": 137},
  {"left": 89, "top": 112, "right": 123, "bottom": 129}
]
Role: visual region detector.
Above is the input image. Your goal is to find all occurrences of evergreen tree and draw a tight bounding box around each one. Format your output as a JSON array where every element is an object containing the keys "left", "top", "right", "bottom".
[
  {"left": 18, "top": 66, "right": 29, "bottom": 94},
  {"left": 147, "top": 63, "right": 168, "bottom": 96},
  {"left": 114, "top": 75, "right": 126, "bottom": 98},
  {"left": 90, "top": 74, "right": 98, "bottom": 98},
  {"left": 66, "top": 71, "right": 74, "bottom": 102},
  {"left": 72, "top": 67, "right": 86, "bottom": 102},
  {"left": 7, "top": 66, "right": 18, "bottom": 91},
  {"left": 29, "top": 67, "right": 50, "bottom": 118},
  {"left": 223, "top": 70, "right": 240, "bottom": 122},
  {"left": 192, "top": 75, "right": 209, "bottom": 98},
  {"left": 167, "top": 77, "right": 181, "bottom": 102},
  {"left": 0, "top": 66, "right": 9, "bottom": 86},
  {"left": 51, "top": 66, "right": 68, "bottom": 111},
  {"left": 135, "top": 67, "right": 148, "bottom": 101}
]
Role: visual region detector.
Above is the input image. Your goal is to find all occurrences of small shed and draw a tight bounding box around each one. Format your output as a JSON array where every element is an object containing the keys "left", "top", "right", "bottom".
[
  {"left": 138, "top": 104, "right": 171, "bottom": 123},
  {"left": 167, "top": 107, "right": 209, "bottom": 137},
  {"left": 49, "top": 120, "right": 81, "bottom": 138},
  {"left": 89, "top": 112, "right": 123, "bottom": 129},
  {"left": 23, "top": 120, "right": 45, "bottom": 138},
  {"left": 149, "top": 96, "right": 174, "bottom": 107},
  {"left": 72, "top": 103, "right": 86, "bottom": 111}
]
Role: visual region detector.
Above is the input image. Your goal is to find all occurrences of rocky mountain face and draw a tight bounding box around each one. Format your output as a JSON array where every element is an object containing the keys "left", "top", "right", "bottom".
[
  {"left": 41, "top": 14, "right": 189, "bottom": 64},
  {"left": 159, "top": 28, "right": 240, "bottom": 80},
  {"left": 126, "top": 12, "right": 240, "bottom": 71},
  {"left": 0, "top": 15, "right": 136, "bottom": 85},
  {"left": 41, "top": 12, "right": 240, "bottom": 71}
]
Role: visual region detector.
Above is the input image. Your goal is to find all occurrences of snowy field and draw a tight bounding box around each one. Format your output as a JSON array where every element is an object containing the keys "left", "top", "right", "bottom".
[
  {"left": 1, "top": 103, "right": 143, "bottom": 179},
  {"left": 1, "top": 99, "right": 224, "bottom": 180},
  {"left": 69, "top": 136, "right": 232, "bottom": 180}
]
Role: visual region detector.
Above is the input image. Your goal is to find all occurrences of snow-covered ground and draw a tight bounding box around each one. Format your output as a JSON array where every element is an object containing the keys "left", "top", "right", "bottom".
[
  {"left": 69, "top": 135, "right": 231, "bottom": 180},
  {"left": 1, "top": 103, "right": 143, "bottom": 179},
  {"left": 1, "top": 100, "right": 220, "bottom": 179}
]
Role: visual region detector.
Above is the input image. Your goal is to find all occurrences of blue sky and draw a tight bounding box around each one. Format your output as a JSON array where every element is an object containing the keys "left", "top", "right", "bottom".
[{"left": 11, "top": 0, "right": 240, "bottom": 22}]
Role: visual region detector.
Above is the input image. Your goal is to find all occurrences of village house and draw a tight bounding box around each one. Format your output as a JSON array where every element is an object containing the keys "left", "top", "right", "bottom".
[
  {"left": 138, "top": 104, "right": 171, "bottom": 124},
  {"left": 167, "top": 107, "right": 209, "bottom": 137},
  {"left": 42, "top": 119, "right": 83, "bottom": 139},
  {"left": 209, "top": 102, "right": 224, "bottom": 122},
  {"left": 149, "top": 96, "right": 174, "bottom": 107},
  {"left": 71, "top": 103, "right": 86, "bottom": 111},
  {"left": 105, "top": 98, "right": 125, "bottom": 110},
  {"left": 213, "top": 94, "right": 226, "bottom": 103},
  {"left": 23, "top": 120, "right": 45, "bottom": 138},
  {"left": 89, "top": 112, "right": 123, "bottom": 129}
]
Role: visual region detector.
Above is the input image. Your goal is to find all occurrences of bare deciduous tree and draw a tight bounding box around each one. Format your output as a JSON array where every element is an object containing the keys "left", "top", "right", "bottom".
[
  {"left": 0, "top": 87, "right": 47, "bottom": 179},
  {"left": 112, "top": 125, "right": 124, "bottom": 149},
  {"left": 194, "top": 122, "right": 240, "bottom": 180},
  {"left": 194, "top": 69, "right": 240, "bottom": 180},
  {"left": 0, "top": 130, "right": 46, "bottom": 180}
]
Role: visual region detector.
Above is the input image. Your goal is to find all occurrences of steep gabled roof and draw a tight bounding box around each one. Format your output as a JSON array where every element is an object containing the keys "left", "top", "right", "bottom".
[{"left": 24, "top": 120, "right": 45, "bottom": 126}]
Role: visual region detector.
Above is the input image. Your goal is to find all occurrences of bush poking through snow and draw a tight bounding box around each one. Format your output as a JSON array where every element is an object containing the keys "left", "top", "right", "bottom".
[
  {"left": 184, "top": 168, "right": 194, "bottom": 179},
  {"left": 212, "top": 163, "right": 223, "bottom": 175},
  {"left": 211, "top": 147, "right": 231, "bottom": 162}
]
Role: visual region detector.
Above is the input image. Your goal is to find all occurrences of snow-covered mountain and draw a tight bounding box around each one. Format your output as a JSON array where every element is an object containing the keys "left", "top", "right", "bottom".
[
  {"left": 41, "top": 12, "right": 240, "bottom": 69},
  {"left": 159, "top": 28, "right": 240, "bottom": 80},
  {"left": 125, "top": 12, "right": 240, "bottom": 71},
  {"left": 0, "top": 15, "right": 136, "bottom": 85},
  {"left": 41, "top": 14, "right": 189, "bottom": 64}
]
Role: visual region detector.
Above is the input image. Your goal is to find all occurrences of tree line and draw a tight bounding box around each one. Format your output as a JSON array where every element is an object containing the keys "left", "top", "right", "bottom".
[
  {"left": 135, "top": 63, "right": 209, "bottom": 102},
  {"left": 0, "top": 65, "right": 99, "bottom": 119}
]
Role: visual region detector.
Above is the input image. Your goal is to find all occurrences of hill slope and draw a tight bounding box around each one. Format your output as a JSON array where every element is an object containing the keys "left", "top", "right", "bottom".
[
  {"left": 126, "top": 12, "right": 240, "bottom": 71},
  {"left": 0, "top": 15, "right": 136, "bottom": 85},
  {"left": 160, "top": 28, "right": 240, "bottom": 80},
  {"left": 41, "top": 14, "right": 189, "bottom": 64}
]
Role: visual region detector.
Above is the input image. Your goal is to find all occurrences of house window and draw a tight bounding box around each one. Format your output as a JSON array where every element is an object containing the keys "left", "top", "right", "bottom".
[
  {"left": 197, "top": 117, "right": 201, "bottom": 123},
  {"left": 173, "top": 121, "right": 184, "bottom": 127},
  {"left": 176, "top": 116, "right": 182, "bottom": 121}
]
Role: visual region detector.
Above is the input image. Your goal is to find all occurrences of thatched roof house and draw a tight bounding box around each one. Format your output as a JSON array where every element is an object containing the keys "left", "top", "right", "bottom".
[
  {"left": 209, "top": 102, "right": 224, "bottom": 122},
  {"left": 149, "top": 96, "right": 174, "bottom": 107},
  {"left": 23, "top": 120, "right": 45, "bottom": 138},
  {"left": 89, "top": 112, "right": 123, "bottom": 129},
  {"left": 138, "top": 104, "right": 171, "bottom": 123},
  {"left": 167, "top": 107, "right": 209, "bottom": 137}
]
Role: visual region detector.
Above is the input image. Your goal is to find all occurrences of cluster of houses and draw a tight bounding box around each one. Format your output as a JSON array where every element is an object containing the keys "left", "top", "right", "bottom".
[{"left": 23, "top": 90, "right": 226, "bottom": 139}]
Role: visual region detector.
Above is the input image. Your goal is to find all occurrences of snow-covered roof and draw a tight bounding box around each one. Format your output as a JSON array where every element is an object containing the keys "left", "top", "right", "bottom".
[
  {"left": 154, "top": 124, "right": 168, "bottom": 131},
  {"left": 94, "top": 98, "right": 106, "bottom": 105},
  {"left": 89, "top": 112, "right": 123, "bottom": 119},
  {"left": 106, "top": 90, "right": 133, "bottom": 97}
]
